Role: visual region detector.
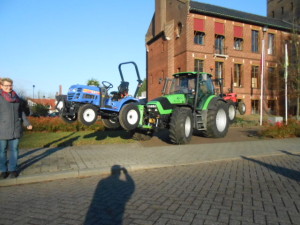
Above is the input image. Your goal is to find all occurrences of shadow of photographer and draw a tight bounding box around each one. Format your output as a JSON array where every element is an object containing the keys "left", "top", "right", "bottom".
[{"left": 84, "top": 165, "right": 135, "bottom": 225}]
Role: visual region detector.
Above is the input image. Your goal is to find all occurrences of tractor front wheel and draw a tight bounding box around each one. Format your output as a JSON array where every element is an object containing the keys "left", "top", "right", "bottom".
[
  {"left": 169, "top": 107, "right": 193, "bottom": 144},
  {"left": 205, "top": 101, "right": 229, "bottom": 138},
  {"left": 227, "top": 100, "right": 236, "bottom": 123},
  {"left": 238, "top": 101, "right": 246, "bottom": 115},
  {"left": 119, "top": 103, "right": 140, "bottom": 131},
  {"left": 78, "top": 104, "right": 98, "bottom": 126},
  {"left": 102, "top": 118, "right": 121, "bottom": 129},
  {"left": 60, "top": 113, "right": 77, "bottom": 123}
]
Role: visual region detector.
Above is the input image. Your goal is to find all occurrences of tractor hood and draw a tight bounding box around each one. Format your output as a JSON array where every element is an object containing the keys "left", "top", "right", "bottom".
[
  {"left": 146, "top": 94, "right": 186, "bottom": 114},
  {"left": 68, "top": 84, "right": 100, "bottom": 94}
]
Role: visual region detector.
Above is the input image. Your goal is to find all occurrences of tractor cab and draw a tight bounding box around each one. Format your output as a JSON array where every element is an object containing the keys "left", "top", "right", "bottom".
[{"left": 162, "top": 72, "right": 215, "bottom": 109}]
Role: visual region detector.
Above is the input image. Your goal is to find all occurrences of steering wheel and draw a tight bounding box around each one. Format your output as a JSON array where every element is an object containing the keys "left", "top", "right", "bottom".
[{"left": 102, "top": 81, "right": 113, "bottom": 90}]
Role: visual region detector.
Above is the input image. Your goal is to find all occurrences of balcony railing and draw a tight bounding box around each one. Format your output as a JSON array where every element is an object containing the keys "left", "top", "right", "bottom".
[{"left": 214, "top": 46, "right": 228, "bottom": 56}]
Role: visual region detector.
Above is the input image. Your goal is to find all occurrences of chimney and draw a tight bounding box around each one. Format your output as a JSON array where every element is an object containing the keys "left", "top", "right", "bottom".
[{"left": 59, "top": 85, "right": 62, "bottom": 95}]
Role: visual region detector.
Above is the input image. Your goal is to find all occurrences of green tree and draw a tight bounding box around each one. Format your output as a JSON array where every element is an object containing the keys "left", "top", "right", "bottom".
[
  {"left": 31, "top": 103, "right": 49, "bottom": 117},
  {"left": 137, "top": 79, "right": 147, "bottom": 97},
  {"left": 87, "top": 78, "right": 100, "bottom": 87}
]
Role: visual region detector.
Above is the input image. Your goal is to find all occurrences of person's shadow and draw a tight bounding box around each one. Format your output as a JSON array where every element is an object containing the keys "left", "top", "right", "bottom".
[{"left": 84, "top": 165, "right": 135, "bottom": 225}]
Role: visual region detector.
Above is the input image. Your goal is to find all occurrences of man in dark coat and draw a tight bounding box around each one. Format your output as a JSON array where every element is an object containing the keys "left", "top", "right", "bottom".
[{"left": 0, "top": 78, "right": 32, "bottom": 179}]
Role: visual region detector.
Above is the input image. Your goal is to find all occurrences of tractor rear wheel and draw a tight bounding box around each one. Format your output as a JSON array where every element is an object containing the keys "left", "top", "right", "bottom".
[
  {"left": 60, "top": 113, "right": 77, "bottom": 123},
  {"left": 169, "top": 107, "right": 193, "bottom": 144},
  {"left": 205, "top": 101, "right": 229, "bottom": 138},
  {"left": 119, "top": 103, "right": 140, "bottom": 131},
  {"left": 227, "top": 100, "right": 236, "bottom": 123},
  {"left": 238, "top": 101, "right": 246, "bottom": 115},
  {"left": 102, "top": 118, "right": 121, "bottom": 129},
  {"left": 78, "top": 104, "right": 98, "bottom": 126}
]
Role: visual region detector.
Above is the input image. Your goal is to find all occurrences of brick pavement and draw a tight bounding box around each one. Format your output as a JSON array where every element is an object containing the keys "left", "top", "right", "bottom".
[
  {"left": 0, "top": 153, "right": 299, "bottom": 225},
  {"left": 0, "top": 138, "right": 299, "bottom": 186}
]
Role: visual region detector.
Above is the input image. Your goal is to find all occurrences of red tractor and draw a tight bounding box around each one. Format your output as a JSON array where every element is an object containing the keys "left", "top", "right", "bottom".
[{"left": 214, "top": 78, "right": 246, "bottom": 123}]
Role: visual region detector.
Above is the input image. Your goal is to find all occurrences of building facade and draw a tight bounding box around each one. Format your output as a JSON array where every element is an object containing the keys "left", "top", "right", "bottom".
[
  {"left": 146, "top": 0, "right": 296, "bottom": 115},
  {"left": 268, "top": 0, "right": 300, "bottom": 25}
]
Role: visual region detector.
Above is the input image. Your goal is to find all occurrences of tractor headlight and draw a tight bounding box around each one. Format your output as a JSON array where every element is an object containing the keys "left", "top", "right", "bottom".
[
  {"left": 147, "top": 104, "right": 157, "bottom": 108},
  {"left": 147, "top": 104, "right": 158, "bottom": 111},
  {"left": 69, "top": 88, "right": 77, "bottom": 92}
]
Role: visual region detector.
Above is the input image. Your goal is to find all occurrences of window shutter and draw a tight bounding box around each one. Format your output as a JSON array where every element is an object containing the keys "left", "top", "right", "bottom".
[
  {"left": 194, "top": 18, "right": 205, "bottom": 32},
  {"left": 215, "top": 22, "right": 225, "bottom": 35},
  {"left": 234, "top": 26, "right": 243, "bottom": 38}
]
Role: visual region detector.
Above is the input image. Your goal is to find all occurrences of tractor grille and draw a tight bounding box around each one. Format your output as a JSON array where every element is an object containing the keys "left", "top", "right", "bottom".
[{"left": 67, "top": 93, "right": 75, "bottom": 100}]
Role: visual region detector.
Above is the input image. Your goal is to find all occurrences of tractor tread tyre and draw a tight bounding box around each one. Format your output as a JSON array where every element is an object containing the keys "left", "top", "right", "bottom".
[
  {"left": 119, "top": 103, "right": 140, "bottom": 131},
  {"left": 169, "top": 107, "right": 193, "bottom": 145},
  {"left": 60, "top": 114, "right": 77, "bottom": 124},
  {"left": 102, "top": 118, "right": 121, "bottom": 130},
  {"left": 227, "top": 100, "right": 236, "bottom": 124},
  {"left": 78, "top": 104, "right": 98, "bottom": 126},
  {"left": 204, "top": 101, "right": 229, "bottom": 138},
  {"left": 238, "top": 101, "right": 246, "bottom": 115}
]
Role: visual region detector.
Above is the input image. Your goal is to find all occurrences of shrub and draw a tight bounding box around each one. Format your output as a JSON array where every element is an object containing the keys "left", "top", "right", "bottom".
[
  {"left": 232, "top": 116, "right": 260, "bottom": 127},
  {"left": 26, "top": 117, "right": 105, "bottom": 132},
  {"left": 260, "top": 119, "right": 300, "bottom": 138},
  {"left": 31, "top": 103, "right": 49, "bottom": 117}
]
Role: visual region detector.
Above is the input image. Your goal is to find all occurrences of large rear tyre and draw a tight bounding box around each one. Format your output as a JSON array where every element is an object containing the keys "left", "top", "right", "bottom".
[
  {"left": 238, "top": 101, "right": 246, "bottom": 115},
  {"left": 78, "top": 104, "right": 98, "bottom": 126},
  {"left": 227, "top": 100, "right": 236, "bottom": 124},
  {"left": 205, "top": 101, "right": 229, "bottom": 138},
  {"left": 101, "top": 118, "right": 121, "bottom": 129},
  {"left": 119, "top": 103, "right": 140, "bottom": 131},
  {"left": 60, "top": 113, "right": 77, "bottom": 124},
  {"left": 169, "top": 107, "right": 193, "bottom": 144}
]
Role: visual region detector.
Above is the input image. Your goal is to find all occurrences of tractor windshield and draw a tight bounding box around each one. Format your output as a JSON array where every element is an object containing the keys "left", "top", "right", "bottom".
[{"left": 164, "top": 76, "right": 196, "bottom": 95}]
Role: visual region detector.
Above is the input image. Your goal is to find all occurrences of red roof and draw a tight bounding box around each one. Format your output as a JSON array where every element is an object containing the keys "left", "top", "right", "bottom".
[{"left": 28, "top": 98, "right": 56, "bottom": 110}]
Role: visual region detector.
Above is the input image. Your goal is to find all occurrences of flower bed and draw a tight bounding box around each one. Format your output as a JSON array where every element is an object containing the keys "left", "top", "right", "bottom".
[{"left": 26, "top": 117, "right": 105, "bottom": 132}]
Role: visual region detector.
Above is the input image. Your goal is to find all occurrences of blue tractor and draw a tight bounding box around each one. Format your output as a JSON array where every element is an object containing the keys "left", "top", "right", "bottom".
[{"left": 56, "top": 61, "right": 144, "bottom": 129}]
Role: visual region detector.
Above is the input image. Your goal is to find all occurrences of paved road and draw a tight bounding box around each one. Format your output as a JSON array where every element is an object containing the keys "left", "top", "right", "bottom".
[{"left": 1, "top": 153, "right": 299, "bottom": 225}]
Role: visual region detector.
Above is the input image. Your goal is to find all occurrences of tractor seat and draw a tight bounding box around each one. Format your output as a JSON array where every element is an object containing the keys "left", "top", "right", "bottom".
[{"left": 111, "top": 81, "right": 129, "bottom": 101}]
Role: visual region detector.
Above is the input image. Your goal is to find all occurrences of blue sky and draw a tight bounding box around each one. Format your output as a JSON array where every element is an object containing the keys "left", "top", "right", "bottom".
[{"left": 0, "top": 0, "right": 266, "bottom": 98}]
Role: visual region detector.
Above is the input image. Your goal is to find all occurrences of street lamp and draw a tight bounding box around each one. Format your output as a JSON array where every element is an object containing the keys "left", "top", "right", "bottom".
[{"left": 33, "top": 85, "right": 35, "bottom": 99}]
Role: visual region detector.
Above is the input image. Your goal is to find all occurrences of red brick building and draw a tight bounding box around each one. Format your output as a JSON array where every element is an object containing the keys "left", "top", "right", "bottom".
[{"left": 146, "top": 0, "right": 297, "bottom": 115}]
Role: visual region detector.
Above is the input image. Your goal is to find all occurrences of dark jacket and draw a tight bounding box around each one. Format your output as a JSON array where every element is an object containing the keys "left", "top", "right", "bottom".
[{"left": 0, "top": 92, "right": 31, "bottom": 140}]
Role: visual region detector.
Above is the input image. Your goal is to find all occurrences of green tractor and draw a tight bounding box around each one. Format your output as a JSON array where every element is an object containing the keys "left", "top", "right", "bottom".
[{"left": 119, "top": 72, "right": 230, "bottom": 144}]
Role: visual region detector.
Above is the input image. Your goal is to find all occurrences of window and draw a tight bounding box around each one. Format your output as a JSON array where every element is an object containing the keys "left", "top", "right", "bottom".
[
  {"left": 252, "top": 30, "right": 259, "bottom": 53},
  {"left": 272, "top": 11, "right": 275, "bottom": 18},
  {"left": 268, "top": 100, "right": 276, "bottom": 115},
  {"left": 215, "top": 62, "right": 224, "bottom": 84},
  {"left": 251, "top": 100, "right": 259, "bottom": 114},
  {"left": 194, "top": 59, "right": 204, "bottom": 72},
  {"left": 234, "top": 38, "right": 243, "bottom": 50},
  {"left": 176, "top": 22, "right": 183, "bottom": 38},
  {"left": 194, "top": 31, "right": 205, "bottom": 45},
  {"left": 194, "top": 18, "right": 205, "bottom": 45},
  {"left": 251, "top": 66, "right": 260, "bottom": 88},
  {"left": 215, "top": 35, "right": 225, "bottom": 54},
  {"left": 267, "top": 33, "right": 275, "bottom": 55},
  {"left": 234, "top": 64, "right": 243, "bottom": 87},
  {"left": 268, "top": 67, "right": 276, "bottom": 90},
  {"left": 281, "top": 7, "right": 284, "bottom": 14}
]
